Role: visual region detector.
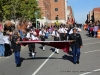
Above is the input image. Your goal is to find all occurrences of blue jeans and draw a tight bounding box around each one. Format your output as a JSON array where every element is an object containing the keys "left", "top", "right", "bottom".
[
  {"left": 72, "top": 46, "right": 80, "bottom": 63},
  {"left": 94, "top": 31, "right": 97, "bottom": 36},
  {"left": 45, "top": 33, "right": 49, "bottom": 39},
  {"left": 0, "top": 44, "right": 5, "bottom": 56},
  {"left": 19, "top": 30, "right": 25, "bottom": 39},
  {"left": 14, "top": 52, "right": 20, "bottom": 65}
]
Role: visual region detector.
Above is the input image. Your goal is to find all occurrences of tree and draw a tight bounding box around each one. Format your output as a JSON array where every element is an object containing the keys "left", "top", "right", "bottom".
[{"left": 0, "top": 0, "right": 41, "bottom": 21}]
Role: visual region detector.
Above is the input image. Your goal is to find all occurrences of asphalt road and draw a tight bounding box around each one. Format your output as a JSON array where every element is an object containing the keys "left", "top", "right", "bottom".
[{"left": 0, "top": 30, "right": 100, "bottom": 75}]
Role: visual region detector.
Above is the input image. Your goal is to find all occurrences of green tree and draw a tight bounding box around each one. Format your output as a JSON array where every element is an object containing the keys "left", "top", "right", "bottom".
[{"left": 0, "top": 0, "right": 41, "bottom": 21}]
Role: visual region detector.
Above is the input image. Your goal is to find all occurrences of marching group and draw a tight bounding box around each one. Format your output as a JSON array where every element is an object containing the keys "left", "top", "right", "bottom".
[{"left": 0, "top": 23, "right": 83, "bottom": 67}]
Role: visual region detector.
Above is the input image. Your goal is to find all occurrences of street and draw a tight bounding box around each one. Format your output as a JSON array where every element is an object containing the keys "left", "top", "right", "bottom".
[{"left": 0, "top": 30, "right": 100, "bottom": 75}]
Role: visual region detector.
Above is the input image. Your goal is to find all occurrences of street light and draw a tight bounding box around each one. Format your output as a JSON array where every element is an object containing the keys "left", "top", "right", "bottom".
[
  {"left": 35, "top": 0, "right": 39, "bottom": 29},
  {"left": 35, "top": 12, "right": 38, "bottom": 29}
]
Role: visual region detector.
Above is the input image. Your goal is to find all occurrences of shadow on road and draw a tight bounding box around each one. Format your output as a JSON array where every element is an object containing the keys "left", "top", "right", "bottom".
[
  {"left": 68, "top": 51, "right": 73, "bottom": 55},
  {"left": 39, "top": 46, "right": 43, "bottom": 49},
  {"left": 50, "top": 48, "right": 55, "bottom": 52},
  {"left": 19, "top": 54, "right": 74, "bottom": 66},
  {"left": 22, "top": 57, "right": 62, "bottom": 60},
  {"left": 62, "top": 55, "right": 73, "bottom": 63}
]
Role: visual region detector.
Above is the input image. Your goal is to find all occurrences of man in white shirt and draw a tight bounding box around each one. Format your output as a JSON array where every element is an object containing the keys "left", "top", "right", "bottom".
[
  {"left": 51, "top": 26, "right": 60, "bottom": 54},
  {"left": 39, "top": 27, "right": 46, "bottom": 51},
  {"left": 26, "top": 28, "right": 38, "bottom": 58},
  {"left": 63, "top": 25, "right": 68, "bottom": 41},
  {"left": 3, "top": 32, "right": 11, "bottom": 56},
  {"left": 59, "top": 25, "right": 65, "bottom": 41}
]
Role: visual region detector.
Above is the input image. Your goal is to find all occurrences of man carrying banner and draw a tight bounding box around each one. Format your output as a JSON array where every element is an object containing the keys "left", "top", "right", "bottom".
[
  {"left": 68, "top": 28, "right": 83, "bottom": 64},
  {"left": 51, "top": 26, "right": 60, "bottom": 54}
]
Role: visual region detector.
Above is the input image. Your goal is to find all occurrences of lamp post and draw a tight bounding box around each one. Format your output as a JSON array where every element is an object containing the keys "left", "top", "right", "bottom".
[
  {"left": 35, "top": 12, "right": 38, "bottom": 29},
  {"left": 35, "top": 0, "right": 39, "bottom": 29}
]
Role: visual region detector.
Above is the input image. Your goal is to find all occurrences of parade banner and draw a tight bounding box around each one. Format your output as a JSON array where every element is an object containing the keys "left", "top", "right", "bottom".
[{"left": 19, "top": 40, "right": 70, "bottom": 53}]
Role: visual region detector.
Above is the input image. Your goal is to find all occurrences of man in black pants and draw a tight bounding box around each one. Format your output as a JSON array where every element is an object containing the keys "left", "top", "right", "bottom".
[
  {"left": 26, "top": 28, "right": 37, "bottom": 58},
  {"left": 39, "top": 27, "right": 46, "bottom": 51},
  {"left": 51, "top": 26, "right": 60, "bottom": 54},
  {"left": 63, "top": 25, "right": 68, "bottom": 41}
]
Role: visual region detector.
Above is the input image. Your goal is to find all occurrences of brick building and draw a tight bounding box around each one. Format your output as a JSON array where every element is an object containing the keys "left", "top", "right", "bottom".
[
  {"left": 87, "top": 7, "right": 100, "bottom": 23},
  {"left": 37, "top": 0, "right": 67, "bottom": 27},
  {"left": 93, "top": 8, "right": 100, "bottom": 21},
  {"left": 37, "top": 0, "right": 51, "bottom": 26},
  {"left": 66, "top": 6, "right": 74, "bottom": 24}
]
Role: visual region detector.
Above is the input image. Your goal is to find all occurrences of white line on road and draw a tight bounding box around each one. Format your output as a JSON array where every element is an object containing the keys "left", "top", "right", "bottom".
[
  {"left": 84, "top": 50, "right": 100, "bottom": 53},
  {"left": 79, "top": 72, "right": 92, "bottom": 75},
  {"left": 83, "top": 42, "right": 100, "bottom": 45},
  {"left": 79, "top": 68, "right": 100, "bottom": 75},
  {"left": 32, "top": 52, "right": 55, "bottom": 75},
  {"left": 93, "top": 69, "right": 100, "bottom": 72}
]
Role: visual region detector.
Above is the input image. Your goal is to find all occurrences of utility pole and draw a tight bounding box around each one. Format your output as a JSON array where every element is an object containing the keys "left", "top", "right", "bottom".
[
  {"left": 35, "top": 12, "right": 38, "bottom": 29},
  {"left": 35, "top": 0, "right": 39, "bottom": 29}
]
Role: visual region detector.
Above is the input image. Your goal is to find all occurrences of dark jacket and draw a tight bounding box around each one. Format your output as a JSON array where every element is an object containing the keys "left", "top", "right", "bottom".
[
  {"left": 68, "top": 33, "right": 83, "bottom": 48},
  {"left": 11, "top": 36, "right": 22, "bottom": 52}
]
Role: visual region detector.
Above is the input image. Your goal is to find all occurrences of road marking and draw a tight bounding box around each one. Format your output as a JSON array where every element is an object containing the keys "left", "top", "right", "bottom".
[
  {"left": 79, "top": 68, "right": 100, "bottom": 75},
  {"left": 84, "top": 50, "right": 100, "bottom": 53},
  {"left": 93, "top": 69, "right": 100, "bottom": 72},
  {"left": 83, "top": 42, "right": 100, "bottom": 45},
  {"left": 79, "top": 72, "right": 92, "bottom": 75},
  {"left": 32, "top": 52, "right": 55, "bottom": 75}
]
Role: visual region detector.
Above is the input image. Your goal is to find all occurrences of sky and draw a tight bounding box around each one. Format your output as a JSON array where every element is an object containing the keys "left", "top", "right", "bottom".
[{"left": 68, "top": 0, "right": 100, "bottom": 24}]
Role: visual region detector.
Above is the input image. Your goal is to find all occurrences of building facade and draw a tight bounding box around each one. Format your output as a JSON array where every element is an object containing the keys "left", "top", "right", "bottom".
[
  {"left": 86, "top": 7, "right": 100, "bottom": 23},
  {"left": 66, "top": 6, "right": 74, "bottom": 25},
  {"left": 93, "top": 8, "right": 100, "bottom": 21},
  {"left": 37, "top": 0, "right": 51, "bottom": 27},
  {"left": 37, "top": 0, "right": 67, "bottom": 27}
]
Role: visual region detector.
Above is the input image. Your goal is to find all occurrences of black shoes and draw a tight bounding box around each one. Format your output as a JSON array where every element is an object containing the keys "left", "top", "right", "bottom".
[
  {"left": 74, "top": 62, "right": 76, "bottom": 64},
  {"left": 76, "top": 61, "right": 79, "bottom": 64},
  {"left": 73, "top": 61, "right": 79, "bottom": 64},
  {"left": 16, "top": 64, "right": 21, "bottom": 67}
]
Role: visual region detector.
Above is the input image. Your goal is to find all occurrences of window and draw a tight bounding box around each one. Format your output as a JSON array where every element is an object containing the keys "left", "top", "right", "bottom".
[
  {"left": 54, "top": 0, "right": 58, "bottom": 2},
  {"left": 55, "top": 8, "right": 58, "bottom": 11}
]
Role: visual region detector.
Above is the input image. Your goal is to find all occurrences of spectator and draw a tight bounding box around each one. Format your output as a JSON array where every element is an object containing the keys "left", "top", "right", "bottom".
[
  {"left": 93, "top": 23, "right": 99, "bottom": 37},
  {"left": 3, "top": 32, "right": 11, "bottom": 56},
  {"left": 0, "top": 29, "right": 5, "bottom": 57},
  {"left": 11, "top": 31, "right": 22, "bottom": 67},
  {"left": 0, "top": 23, "right": 3, "bottom": 30}
]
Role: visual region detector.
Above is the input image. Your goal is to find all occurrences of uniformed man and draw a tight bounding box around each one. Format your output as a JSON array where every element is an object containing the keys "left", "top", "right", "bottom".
[
  {"left": 26, "top": 28, "right": 38, "bottom": 58},
  {"left": 63, "top": 25, "right": 68, "bottom": 41},
  {"left": 51, "top": 26, "right": 60, "bottom": 54},
  {"left": 59, "top": 25, "right": 65, "bottom": 41},
  {"left": 39, "top": 27, "right": 46, "bottom": 51},
  {"left": 68, "top": 28, "right": 83, "bottom": 64}
]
